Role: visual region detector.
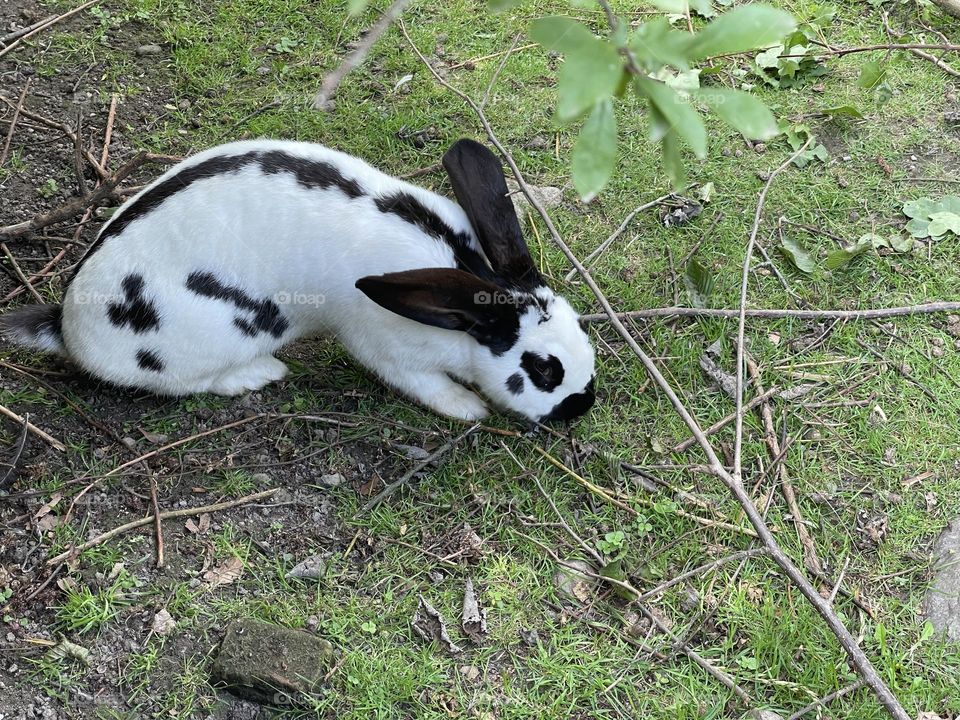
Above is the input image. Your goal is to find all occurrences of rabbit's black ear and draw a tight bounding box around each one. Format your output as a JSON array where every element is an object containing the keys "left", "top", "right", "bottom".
[
  {"left": 442, "top": 139, "right": 542, "bottom": 291},
  {"left": 356, "top": 268, "right": 521, "bottom": 354}
]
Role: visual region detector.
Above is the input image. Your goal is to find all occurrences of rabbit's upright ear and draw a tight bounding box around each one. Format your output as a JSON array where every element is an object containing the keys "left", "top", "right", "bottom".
[
  {"left": 356, "top": 268, "right": 520, "bottom": 351},
  {"left": 442, "top": 139, "right": 542, "bottom": 290}
]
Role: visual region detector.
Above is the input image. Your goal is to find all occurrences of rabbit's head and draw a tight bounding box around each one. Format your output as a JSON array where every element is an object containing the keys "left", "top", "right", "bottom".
[{"left": 356, "top": 139, "right": 596, "bottom": 423}]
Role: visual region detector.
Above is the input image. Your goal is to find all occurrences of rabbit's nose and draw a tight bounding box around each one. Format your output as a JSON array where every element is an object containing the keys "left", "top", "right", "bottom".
[{"left": 538, "top": 376, "right": 595, "bottom": 424}]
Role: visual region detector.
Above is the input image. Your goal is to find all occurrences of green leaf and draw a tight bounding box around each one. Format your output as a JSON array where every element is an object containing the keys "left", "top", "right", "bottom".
[
  {"left": 572, "top": 99, "right": 617, "bottom": 202},
  {"left": 888, "top": 234, "right": 915, "bottom": 252},
  {"left": 906, "top": 217, "right": 932, "bottom": 238},
  {"left": 685, "top": 5, "right": 797, "bottom": 60},
  {"left": 684, "top": 256, "right": 714, "bottom": 307},
  {"left": 857, "top": 60, "right": 886, "bottom": 89},
  {"left": 779, "top": 237, "right": 815, "bottom": 274},
  {"left": 928, "top": 211, "right": 960, "bottom": 238},
  {"left": 661, "top": 128, "right": 686, "bottom": 189},
  {"left": 902, "top": 197, "right": 938, "bottom": 219},
  {"left": 694, "top": 87, "right": 778, "bottom": 140},
  {"left": 636, "top": 76, "right": 707, "bottom": 158},
  {"left": 347, "top": 0, "right": 370, "bottom": 15},
  {"left": 630, "top": 18, "right": 692, "bottom": 70},
  {"left": 825, "top": 236, "right": 871, "bottom": 270},
  {"left": 532, "top": 17, "right": 624, "bottom": 122},
  {"left": 529, "top": 16, "right": 595, "bottom": 54},
  {"left": 698, "top": 181, "right": 715, "bottom": 203}
]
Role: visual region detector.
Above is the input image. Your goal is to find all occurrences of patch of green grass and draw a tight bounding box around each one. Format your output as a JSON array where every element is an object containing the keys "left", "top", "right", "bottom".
[{"left": 56, "top": 570, "right": 140, "bottom": 634}]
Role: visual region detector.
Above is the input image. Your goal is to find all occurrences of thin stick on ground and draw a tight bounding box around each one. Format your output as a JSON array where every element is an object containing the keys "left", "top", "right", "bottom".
[
  {"left": 360, "top": 423, "right": 479, "bottom": 512},
  {"left": 734, "top": 138, "right": 811, "bottom": 476},
  {"left": 563, "top": 193, "right": 673, "bottom": 282},
  {"left": 636, "top": 548, "right": 768, "bottom": 601},
  {"left": 0, "top": 151, "right": 146, "bottom": 240},
  {"left": 312, "top": 0, "right": 412, "bottom": 110},
  {"left": 671, "top": 385, "right": 781, "bottom": 453},
  {"left": 787, "top": 679, "right": 866, "bottom": 720},
  {"left": 47, "top": 488, "right": 278, "bottom": 565},
  {"left": 579, "top": 301, "right": 960, "bottom": 323},
  {"left": 401, "top": 21, "right": 911, "bottom": 719},
  {"left": 0, "top": 15, "right": 57, "bottom": 46},
  {"left": 149, "top": 475, "right": 164, "bottom": 568},
  {"left": 747, "top": 358, "right": 823, "bottom": 575},
  {"left": 0, "top": 99, "right": 107, "bottom": 179},
  {"left": 0, "top": 79, "right": 31, "bottom": 167},
  {"left": 0, "top": 403, "right": 65, "bottom": 451},
  {"left": 0, "top": 413, "right": 30, "bottom": 488},
  {"left": 99, "top": 93, "right": 119, "bottom": 169},
  {"left": 1, "top": 242, "right": 45, "bottom": 303},
  {"left": 0, "top": 0, "right": 102, "bottom": 60},
  {"left": 481, "top": 33, "right": 521, "bottom": 110}
]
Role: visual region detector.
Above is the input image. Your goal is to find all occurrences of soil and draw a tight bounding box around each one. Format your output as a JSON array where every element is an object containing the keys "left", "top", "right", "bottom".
[{"left": 0, "top": 2, "right": 422, "bottom": 717}]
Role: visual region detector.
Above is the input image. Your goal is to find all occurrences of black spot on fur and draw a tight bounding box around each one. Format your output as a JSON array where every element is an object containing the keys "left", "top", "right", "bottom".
[
  {"left": 136, "top": 349, "right": 164, "bottom": 372},
  {"left": 257, "top": 150, "right": 364, "bottom": 198},
  {"left": 75, "top": 149, "right": 365, "bottom": 276},
  {"left": 374, "top": 191, "right": 503, "bottom": 285},
  {"left": 540, "top": 377, "right": 595, "bottom": 424},
  {"left": 521, "top": 351, "right": 564, "bottom": 392},
  {"left": 107, "top": 274, "right": 160, "bottom": 333},
  {"left": 506, "top": 372, "right": 524, "bottom": 395},
  {"left": 185, "top": 271, "right": 288, "bottom": 339}
]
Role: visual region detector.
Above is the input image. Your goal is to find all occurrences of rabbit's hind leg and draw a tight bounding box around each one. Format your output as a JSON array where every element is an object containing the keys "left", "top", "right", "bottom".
[{"left": 205, "top": 355, "right": 289, "bottom": 395}]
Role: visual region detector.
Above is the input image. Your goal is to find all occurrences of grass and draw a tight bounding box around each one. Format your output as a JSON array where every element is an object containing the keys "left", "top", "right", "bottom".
[{"left": 3, "top": 0, "right": 960, "bottom": 718}]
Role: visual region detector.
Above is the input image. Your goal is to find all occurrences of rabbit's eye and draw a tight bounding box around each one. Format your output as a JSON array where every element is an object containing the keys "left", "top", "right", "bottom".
[{"left": 521, "top": 351, "right": 564, "bottom": 391}]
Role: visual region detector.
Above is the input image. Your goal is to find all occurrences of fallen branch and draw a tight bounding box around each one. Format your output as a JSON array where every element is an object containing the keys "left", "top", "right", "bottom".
[
  {"left": 0, "top": 403, "right": 65, "bottom": 451},
  {"left": 312, "top": 0, "right": 412, "bottom": 110},
  {"left": 1, "top": 242, "right": 45, "bottom": 303},
  {"left": 787, "top": 679, "right": 866, "bottom": 720},
  {"left": 0, "top": 412, "right": 30, "bottom": 488},
  {"left": 360, "top": 422, "right": 479, "bottom": 512},
  {"left": 0, "top": 151, "right": 146, "bottom": 240},
  {"left": 0, "top": 15, "right": 57, "bottom": 46},
  {"left": 0, "top": 80, "right": 31, "bottom": 167},
  {"left": 47, "top": 488, "right": 278, "bottom": 565},
  {"left": 671, "top": 386, "right": 782, "bottom": 453},
  {"left": 0, "top": 100, "right": 107, "bottom": 179},
  {"left": 780, "top": 41, "right": 960, "bottom": 59},
  {"left": 149, "top": 475, "right": 164, "bottom": 568},
  {"left": 409, "top": 16, "right": 908, "bottom": 715},
  {"left": 931, "top": 0, "right": 960, "bottom": 19},
  {"left": 0, "top": 0, "right": 102, "bottom": 59},
  {"left": 580, "top": 301, "right": 960, "bottom": 323}
]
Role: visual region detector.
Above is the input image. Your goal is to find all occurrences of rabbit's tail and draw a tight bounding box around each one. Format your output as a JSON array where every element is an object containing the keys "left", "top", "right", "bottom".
[{"left": 0, "top": 304, "right": 66, "bottom": 354}]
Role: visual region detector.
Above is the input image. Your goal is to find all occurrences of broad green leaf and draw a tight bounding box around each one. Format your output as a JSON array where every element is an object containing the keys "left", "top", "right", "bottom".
[
  {"left": 684, "top": 256, "right": 714, "bottom": 307},
  {"left": 889, "top": 234, "right": 914, "bottom": 252},
  {"left": 348, "top": 0, "right": 370, "bottom": 14},
  {"left": 754, "top": 44, "right": 784, "bottom": 70},
  {"left": 902, "top": 197, "right": 938, "bottom": 219},
  {"left": 694, "top": 87, "right": 778, "bottom": 140},
  {"left": 906, "top": 217, "right": 932, "bottom": 238},
  {"left": 572, "top": 99, "right": 617, "bottom": 202},
  {"left": 819, "top": 105, "right": 863, "bottom": 118},
  {"left": 699, "top": 181, "right": 715, "bottom": 203},
  {"left": 650, "top": 0, "right": 717, "bottom": 17},
  {"left": 779, "top": 237, "right": 815, "bottom": 274},
  {"left": 665, "top": 68, "right": 701, "bottom": 94},
  {"left": 825, "top": 236, "right": 871, "bottom": 270},
  {"left": 630, "top": 18, "right": 691, "bottom": 70},
  {"left": 939, "top": 195, "right": 960, "bottom": 213},
  {"left": 532, "top": 18, "right": 623, "bottom": 122},
  {"left": 636, "top": 76, "right": 707, "bottom": 158},
  {"left": 648, "top": 105, "right": 686, "bottom": 188},
  {"left": 927, "top": 211, "right": 960, "bottom": 237},
  {"left": 857, "top": 60, "right": 886, "bottom": 89},
  {"left": 685, "top": 5, "right": 797, "bottom": 60},
  {"left": 530, "top": 16, "right": 596, "bottom": 54}
]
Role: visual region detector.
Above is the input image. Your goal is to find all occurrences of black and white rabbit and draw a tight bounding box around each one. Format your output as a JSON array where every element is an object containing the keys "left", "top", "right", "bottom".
[{"left": 0, "top": 138, "right": 596, "bottom": 423}]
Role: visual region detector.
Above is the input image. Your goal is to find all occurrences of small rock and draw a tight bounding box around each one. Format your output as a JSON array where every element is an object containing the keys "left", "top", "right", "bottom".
[
  {"left": 753, "top": 143, "right": 766, "bottom": 154},
  {"left": 741, "top": 712, "right": 785, "bottom": 720},
  {"left": 519, "top": 628, "right": 539, "bottom": 646},
  {"left": 211, "top": 619, "right": 336, "bottom": 703},
  {"left": 734, "top": 148, "right": 743, "bottom": 158},
  {"left": 256, "top": 65, "right": 271, "bottom": 76},
  {"left": 136, "top": 44, "right": 163, "bottom": 56},
  {"left": 320, "top": 472, "right": 345, "bottom": 488},
  {"left": 286, "top": 554, "right": 328, "bottom": 581},
  {"left": 524, "top": 135, "right": 550, "bottom": 150},
  {"left": 505, "top": 179, "right": 561, "bottom": 215},
  {"left": 842, "top": 154, "right": 852, "bottom": 162},
  {"left": 121, "top": 437, "right": 137, "bottom": 450},
  {"left": 152, "top": 609, "right": 176, "bottom": 636},
  {"left": 177, "top": 99, "right": 191, "bottom": 110},
  {"left": 924, "top": 517, "right": 960, "bottom": 642},
  {"left": 933, "top": 346, "right": 945, "bottom": 357}
]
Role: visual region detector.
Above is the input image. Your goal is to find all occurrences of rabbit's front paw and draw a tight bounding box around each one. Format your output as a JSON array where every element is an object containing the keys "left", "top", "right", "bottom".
[{"left": 436, "top": 383, "right": 489, "bottom": 422}]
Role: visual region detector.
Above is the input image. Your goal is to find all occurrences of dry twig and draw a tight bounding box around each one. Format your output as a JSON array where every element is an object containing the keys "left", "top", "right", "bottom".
[
  {"left": 0, "top": 403, "right": 65, "bottom": 451},
  {"left": 312, "top": 0, "right": 413, "bottom": 110},
  {"left": 47, "top": 488, "right": 278, "bottom": 565},
  {"left": 0, "top": 80, "right": 31, "bottom": 167},
  {"left": 580, "top": 302, "right": 960, "bottom": 323},
  {"left": 149, "top": 475, "right": 164, "bottom": 568},
  {"left": 0, "top": 0, "right": 102, "bottom": 59}
]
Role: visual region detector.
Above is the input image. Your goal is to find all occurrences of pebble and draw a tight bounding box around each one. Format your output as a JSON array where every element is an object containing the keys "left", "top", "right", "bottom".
[
  {"left": 256, "top": 65, "right": 271, "bottom": 76},
  {"left": 753, "top": 143, "right": 766, "bottom": 154},
  {"left": 136, "top": 44, "right": 163, "bottom": 56},
  {"left": 320, "top": 472, "right": 345, "bottom": 487}
]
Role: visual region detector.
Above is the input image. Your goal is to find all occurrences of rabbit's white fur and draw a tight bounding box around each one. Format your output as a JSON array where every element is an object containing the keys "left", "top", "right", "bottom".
[{"left": 2, "top": 139, "right": 596, "bottom": 422}]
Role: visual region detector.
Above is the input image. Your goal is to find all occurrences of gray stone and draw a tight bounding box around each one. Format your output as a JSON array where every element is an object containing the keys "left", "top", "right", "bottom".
[
  {"left": 211, "top": 619, "right": 335, "bottom": 704},
  {"left": 505, "top": 179, "right": 562, "bottom": 216},
  {"left": 136, "top": 44, "right": 163, "bottom": 56},
  {"left": 924, "top": 517, "right": 960, "bottom": 642},
  {"left": 319, "top": 473, "right": 344, "bottom": 488}
]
